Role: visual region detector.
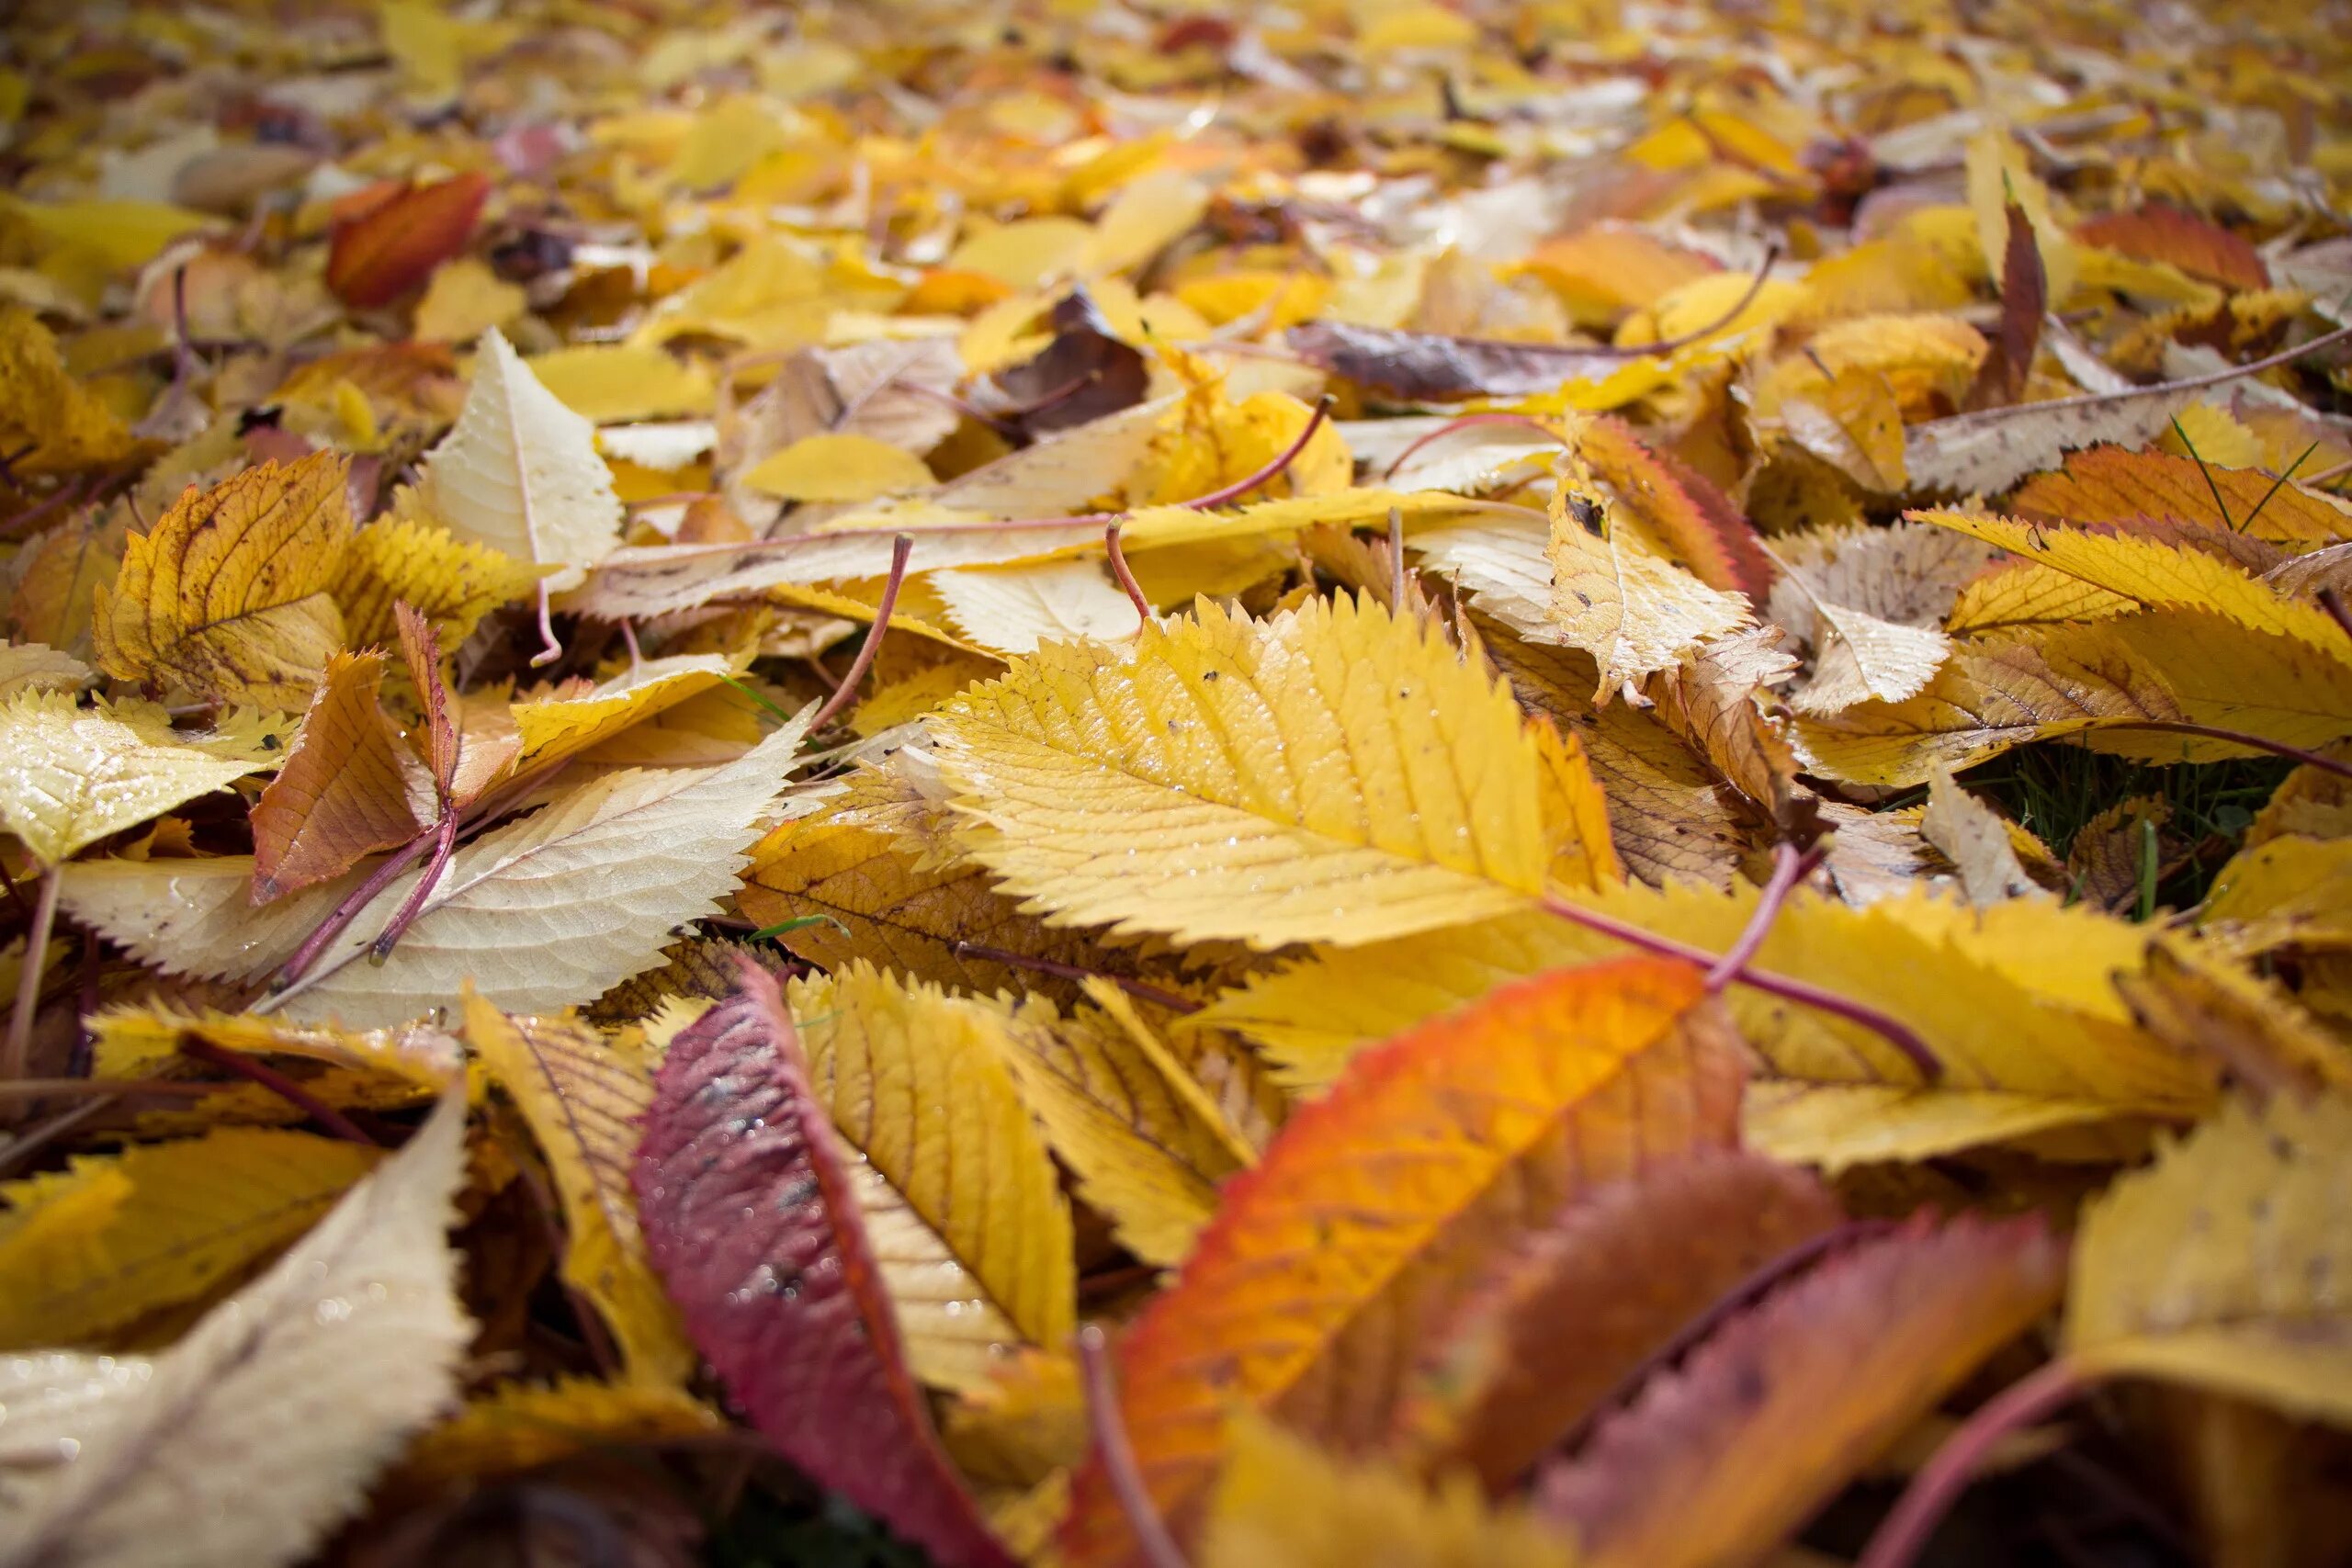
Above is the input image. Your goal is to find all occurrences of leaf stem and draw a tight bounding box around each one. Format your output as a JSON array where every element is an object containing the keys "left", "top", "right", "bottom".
[
  {"left": 1704, "top": 841, "right": 1822, "bottom": 991},
  {"left": 1104, "top": 521, "right": 1152, "bottom": 627},
  {"left": 5, "top": 867, "right": 62, "bottom": 1084},
  {"left": 1077, "top": 1324, "right": 1192, "bottom": 1568},
  {"left": 1857, "top": 1358, "right": 2091, "bottom": 1568},
  {"left": 952, "top": 941, "right": 1202, "bottom": 1014},
  {"left": 176, "top": 1038, "right": 378, "bottom": 1145},
  {"left": 1182, "top": 394, "right": 1334, "bottom": 511},
  {"left": 369, "top": 807, "right": 461, "bottom": 963},
  {"left": 529, "top": 578, "right": 564, "bottom": 668},
  {"left": 272, "top": 833, "right": 435, "bottom": 988},
  {"left": 2090, "top": 720, "right": 2352, "bottom": 779},
  {"left": 1535, "top": 890, "right": 1942, "bottom": 1080},
  {"left": 808, "top": 534, "right": 913, "bottom": 732}
]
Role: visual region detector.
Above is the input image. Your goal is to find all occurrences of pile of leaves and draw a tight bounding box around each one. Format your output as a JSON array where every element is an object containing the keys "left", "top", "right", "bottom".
[{"left": 6, "top": 0, "right": 2352, "bottom": 1562}]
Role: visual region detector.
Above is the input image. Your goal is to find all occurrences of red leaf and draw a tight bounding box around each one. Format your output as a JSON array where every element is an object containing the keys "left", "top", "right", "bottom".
[
  {"left": 632, "top": 964, "right": 1015, "bottom": 1568},
  {"left": 1536, "top": 1212, "right": 2065, "bottom": 1568},
  {"left": 1973, "top": 200, "right": 2046, "bottom": 408},
  {"left": 326, "top": 172, "right": 492, "bottom": 310},
  {"left": 2075, "top": 202, "right": 2269, "bottom": 292}
]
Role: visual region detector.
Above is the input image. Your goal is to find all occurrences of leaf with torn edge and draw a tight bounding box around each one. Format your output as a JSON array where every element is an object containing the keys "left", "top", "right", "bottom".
[
  {"left": 464, "top": 994, "right": 694, "bottom": 1385},
  {"left": 93, "top": 451, "right": 352, "bottom": 707},
  {"left": 414, "top": 327, "right": 623, "bottom": 592},
  {"left": 1536, "top": 1213, "right": 2065, "bottom": 1568},
  {"left": 1060, "top": 957, "right": 1741, "bottom": 1565},
  {"left": 2066, "top": 1089, "right": 2352, "bottom": 1424},
  {"left": 1547, "top": 484, "right": 1750, "bottom": 697},
  {"left": 0, "top": 1088, "right": 471, "bottom": 1568},
  {"left": 928, "top": 593, "right": 1551, "bottom": 951},
  {"left": 632, "top": 967, "right": 1016, "bottom": 1568},
  {"left": 787, "top": 964, "right": 1074, "bottom": 1391},
  {"left": 250, "top": 649, "right": 427, "bottom": 902}
]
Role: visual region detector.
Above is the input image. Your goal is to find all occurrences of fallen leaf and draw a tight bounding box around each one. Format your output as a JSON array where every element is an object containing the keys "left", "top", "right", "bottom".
[
  {"left": 250, "top": 649, "right": 426, "bottom": 902},
  {"left": 0, "top": 692, "right": 260, "bottom": 866},
  {"left": 325, "top": 173, "right": 492, "bottom": 310}
]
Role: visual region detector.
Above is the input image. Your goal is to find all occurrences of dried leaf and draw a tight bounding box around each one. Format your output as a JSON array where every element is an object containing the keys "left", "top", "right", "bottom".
[
  {"left": 325, "top": 173, "right": 492, "bottom": 310},
  {"left": 0, "top": 691, "right": 258, "bottom": 865},
  {"left": 250, "top": 649, "right": 426, "bottom": 901},
  {"left": 0, "top": 1088, "right": 471, "bottom": 1568},
  {"left": 1547, "top": 485, "right": 1751, "bottom": 696},
  {"left": 632, "top": 967, "right": 1015, "bottom": 1568}
]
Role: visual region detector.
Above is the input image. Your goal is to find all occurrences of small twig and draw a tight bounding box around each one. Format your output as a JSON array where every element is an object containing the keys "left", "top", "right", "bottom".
[
  {"left": 5, "top": 867, "right": 62, "bottom": 1083},
  {"left": 1704, "top": 841, "right": 1824, "bottom": 991},
  {"left": 1536, "top": 891, "right": 1942, "bottom": 1080},
  {"left": 808, "top": 534, "right": 912, "bottom": 732},
  {"left": 2090, "top": 720, "right": 2352, "bottom": 779},
  {"left": 1858, "top": 1359, "right": 2091, "bottom": 1568},
  {"left": 369, "top": 809, "right": 461, "bottom": 962},
  {"left": 616, "top": 616, "right": 643, "bottom": 675},
  {"left": 177, "top": 1038, "right": 378, "bottom": 1145},
  {"left": 2304, "top": 455, "right": 2352, "bottom": 487},
  {"left": 953, "top": 941, "right": 1202, "bottom": 1014},
  {"left": 529, "top": 580, "right": 565, "bottom": 669},
  {"left": 1182, "top": 394, "right": 1334, "bottom": 510},
  {"left": 1077, "top": 1324, "right": 1191, "bottom": 1568},
  {"left": 0, "top": 1096, "right": 118, "bottom": 1178},
  {"left": 1104, "top": 521, "right": 1152, "bottom": 626}
]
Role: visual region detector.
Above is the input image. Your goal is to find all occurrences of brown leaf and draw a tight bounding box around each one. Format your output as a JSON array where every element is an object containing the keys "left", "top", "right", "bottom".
[
  {"left": 327, "top": 173, "right": 494, "bottom": 310},
  {"left": 250, "top": 648, "right": 427, "bottom": 902}
]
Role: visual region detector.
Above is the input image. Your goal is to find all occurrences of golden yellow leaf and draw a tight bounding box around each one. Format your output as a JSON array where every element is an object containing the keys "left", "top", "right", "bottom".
[
  {"left": 2160, "top": 402, "right": 2267, "bottom": 470},
  {"left": 2068, "top": 1092, "right": 2352, "bottom": 1425},
  {"left": 526, "top": 343, "right": 716, "bottom": 424},
  {"left": 86, "top": 1002, "right": 457, "bottom": 1129},
  {"left": 949, "top": 217, "right": 1094, "bottom": 289},
  {"left": 1547, "top": 485, "right": 1750, "bottom": 696},
  {"left": 511, "top": 651, "right": 746, "bottom": 766},
  {"left": 1202, "top": 881, "right": 2214, "bottom": 1165},
  {"left": 991, "top": 992, "right": 1245, "bottom": 1268},
  {"left": 928, "top": 593, "right": 1551, "bottom": 951},
  {"left": 0, "top": 303, "right": 138, "bottom": 474},
  {"left": 400, "top": 1375, "right": 723, "bottom": 1483},
  {"left": 332, "top": 511, "right": 546, "bottom": 652},
  {"left": 1200, "top": 1415, "right": 1577, "bottom": 1568},
  {"left": 741, "top": 431, "right": 936, "bottom": 503},
  {"left": 2198, "top": 835, "right": 2352, "bottom": 957},
  {"left": 250, "top": 649, "right": 426, "bottom": 902},
  {"left": 0, "top": 691, "right": 259, "bottom": 865},
  {"left": 8, "top": 509, "right": 125, "bottom": 655},
  {"left": 93, "top": 452, "right": 352, "bottom": 706},
  {"left": 0, "top": 641, "right": 90, "bottom": 701},
  {"left": 789, "top": 963, "right": 1076, "bottom": 1388},
  {"left": 411, "top": 256, "right": 525, "bottom": 345},
  {"left": 2116, "top": 940, "right": 2352, "bottom": 1099},
  {"left": 464, "top": 994, "right": 695, "bottom": 1385},
  {"left": 0, "top": 1128, "right": 379, "bottom": 1349},
  {"left": 1083, "top": 170, "right": 1210, "bottom": 276},
  {"left": 1945, "top": 560, "right": 2137, "bottom": 635}
]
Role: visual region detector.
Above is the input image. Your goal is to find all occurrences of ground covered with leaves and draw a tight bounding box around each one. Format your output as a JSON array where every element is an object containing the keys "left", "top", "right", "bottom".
[{"left": 4, "top": 0, "right": 2352, "bottom": 1563}]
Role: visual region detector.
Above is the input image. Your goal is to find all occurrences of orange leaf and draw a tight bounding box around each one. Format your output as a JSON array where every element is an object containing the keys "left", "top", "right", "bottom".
[
  {"left": 1390, "top": 1149, "right": 1843, "bottom": 1493},
  {"left": 1580, "top": 416, "right": 1775, "bottom": 602},
  {"left": 2013, "top": 446, "right": 2352, "bottom": 547},
  {"left": 1536, "top": 1213, "right": 2066, "bottom": 1568},
  {"left": 325, "top": 172, "right": 492, "bottom": 310},
  {"left": 249, "top": 648, "right": 427, "bottom": 902},
  {"left": 2076, "top": 203, "right": 2268, "bottom": 292},
  {"left": 1059, "top": 955, "right": 1742, "bottom": 1565}
]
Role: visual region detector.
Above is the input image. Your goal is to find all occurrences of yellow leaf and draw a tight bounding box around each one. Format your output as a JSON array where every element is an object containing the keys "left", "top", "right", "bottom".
[
  {"left": 411, "top": 256, "right": 525, "bottom": 345},
  {"left": 1965, "top": 129, "right": 2078, "bottom": 304},
  {"left": 378, "top": 0, "right": 467, "bottom": 99},
  {"left": 1083, "top": 170, "right": 1210, "bottom": 277},
  {"left": 93, "top": 451, "right": 351, "bottom": 707},
  {"left": 0, "top": 692, "right": 259, "bottom": 865},
  {"left": 1547, "top": 484, "right": 1751, "bottom": 695},
  {"left": 465, "top": 995, "right": 695, "bottom": 1385},
  {"left": 666, "top": 96, "right": 791, "bottom": 193},
  {"left": 933, "top": 558, "right": 1141, "bottom": 653},
  {"left": 87, "top": 1002, "right": 457, "bottom": 1129},
  {"left": 949, "top": 218, "right": 1094, "bottom": 291},
  {"left": 788, "top": 964, "right": 1075, "bottom": 1390},
  {"left": 1945, "top": 561, "right": 2137, "bottom": 635},
  {"left": 0, "top": 641, "right": 91, "bottom": 701},
  {"left": 1203, "top": 881, "right": 2214, "bottom": 1166},
  {"left": 401, "top": 1375, "right": 723, "bottom": 1483},
  {"left": 250, "top": 649, "right": 426, "bottom": 901},
  {"left": 991, "top": 992, "right": 1245, "bottom": 1269},
  {"left": 741, "top": 431, "right": 936, "bottom": 503},
  {"left": 1, "top": 195, "right": 214, "bottom": 274},
  {"left": 332, "top": 510, "right": 546, "bottom": 651},
  {"left": 511, "top": 651, "right": 746, "bottom": 765},
  {"left": 1172, "top": 271, "right": 1332, "bottom": 332},
  {"left": 0, "top": 1128, "right": 379, "bottom": 1349},
  {"left": 0, "top": 304, "right": 138, "bottom": 474},
  {"left": 2068, "top": 1092, "right": 2352, "bottom": 1425},
  {"left": 2160, "top": 402, "right": 2267, "bottom": 471},
  {"left": 526, "top": 343, "right": 717, "bottom": 423},
  {"left": 1355, "top": 2, "right": 1482, "bottom": 51},
  {"left": 418, "top": 329, "right": 622, "bottom": 591},
  {"left": 929, "top": 593, "right": 1551, "bottom": 950},
  {"left": 1201, "top": 1415, "right": 1577, "bottom": 1568},
  {"left": 2198, "top": 835, "right": 2352, "bottom": 958}
]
